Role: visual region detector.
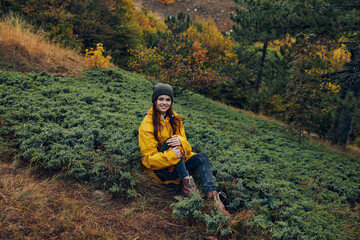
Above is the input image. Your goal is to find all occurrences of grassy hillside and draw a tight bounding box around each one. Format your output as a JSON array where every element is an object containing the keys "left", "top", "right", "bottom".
[{"left": 1, "top": 68, "right": 359, "bottom": 239}]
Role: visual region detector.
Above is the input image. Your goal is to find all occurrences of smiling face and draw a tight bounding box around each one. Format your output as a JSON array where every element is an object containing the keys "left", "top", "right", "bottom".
[{"left": 155, "top": 95, "right": 172, "bottom": 115}]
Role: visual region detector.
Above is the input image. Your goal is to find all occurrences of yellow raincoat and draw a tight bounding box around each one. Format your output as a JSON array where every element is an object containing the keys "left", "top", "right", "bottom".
[{"left": 138, "top": 108, "right": 195, "bottom": 184}]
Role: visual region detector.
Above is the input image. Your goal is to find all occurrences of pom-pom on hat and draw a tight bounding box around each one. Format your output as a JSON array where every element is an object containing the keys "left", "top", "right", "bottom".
[{"left": 152, "top": 83, "right": 174, "bottom": 102}]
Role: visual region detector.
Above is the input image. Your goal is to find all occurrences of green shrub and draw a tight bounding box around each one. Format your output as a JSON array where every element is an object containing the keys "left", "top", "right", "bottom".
[{"left": 171, "top": 194, "right": 231, "bottom": 236}]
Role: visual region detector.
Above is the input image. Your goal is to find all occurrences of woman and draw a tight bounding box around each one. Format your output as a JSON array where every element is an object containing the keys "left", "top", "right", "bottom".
[{"left": 138, "top": 83, "right": 230, "bottom": 216}]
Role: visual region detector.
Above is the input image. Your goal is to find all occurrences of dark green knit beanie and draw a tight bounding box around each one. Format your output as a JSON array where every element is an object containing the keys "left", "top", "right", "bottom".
[{"left": 152, "top": 83, "right": 174, "bottom": 102}]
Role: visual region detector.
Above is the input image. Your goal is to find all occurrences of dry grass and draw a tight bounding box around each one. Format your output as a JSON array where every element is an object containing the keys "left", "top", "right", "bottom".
[
  {"left": 0, "top": 162, "right": 118, "bottom": 239},
  {"left": 309, "top": 137, "right": 360, "bottom": 161},
  {"left": 0, "top": 161, "right": 189, "bottom": 239},
  {"left": 0, "top": 14, "right": 86, "bottom": 76}
]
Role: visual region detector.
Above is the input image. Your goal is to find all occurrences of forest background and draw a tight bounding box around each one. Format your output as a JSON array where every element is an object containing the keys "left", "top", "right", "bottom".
[
  {"left": 0, "top": 0, "right": 359, "bottom": 239},
  {"left": 0, "top": 0, "right": 359, "bottom": 148}
]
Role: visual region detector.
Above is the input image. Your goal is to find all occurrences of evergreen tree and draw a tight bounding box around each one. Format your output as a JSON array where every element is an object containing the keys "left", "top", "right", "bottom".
[
  {"left": 165, "top": 11, "right": 191, "bottom": 35},
  {"left": 328, "top": 43, "right": 360, "bottom": 146},
  {"left": 231, "top": 0, "right": 303, "bottom": 113},
  {"left": 309, "top": 0, "right": 360, "bottom": 146}
]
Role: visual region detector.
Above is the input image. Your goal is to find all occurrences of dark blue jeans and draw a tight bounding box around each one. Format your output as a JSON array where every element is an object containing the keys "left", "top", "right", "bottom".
[{"left": 153, "top": 140, "right": 216, "bottom": 193}]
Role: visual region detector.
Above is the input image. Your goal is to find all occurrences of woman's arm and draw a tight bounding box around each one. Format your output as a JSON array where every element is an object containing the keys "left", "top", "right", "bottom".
[
  {"left": 173, "top": 121, "right": 193, "bottom": 157},
  {"left": 139, "top": 127, "right": 181, "bottom": 170}
]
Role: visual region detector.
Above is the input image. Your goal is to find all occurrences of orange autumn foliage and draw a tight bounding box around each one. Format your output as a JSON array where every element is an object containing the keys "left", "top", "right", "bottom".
[
  {"left": 159, "top": 0, "right": 175, "bottom": 5},
  {"left": 186, "top": 18, "right": 237, "bottom": 65},
  {"left": 135, "top": 9, "right": 167, "bottom": 38}
]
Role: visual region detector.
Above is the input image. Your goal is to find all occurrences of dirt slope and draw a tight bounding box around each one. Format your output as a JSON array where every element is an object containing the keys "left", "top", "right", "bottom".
[{"left": 133, "top": 0, "right": 237, "bottom": 31}]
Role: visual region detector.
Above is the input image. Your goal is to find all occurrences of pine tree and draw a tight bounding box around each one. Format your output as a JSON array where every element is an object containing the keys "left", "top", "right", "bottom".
[
  {"left": 231, "top": 0, "right": 303, "bottom": 113},
  {"left": 309, "top": 0, "right": 360, "bottom": 146},
  {"left": 165, "top": 11, "right": 191, "bottom": 35},
  {"left": 328, "top": 44, "right": 360, "bottom": 146}
]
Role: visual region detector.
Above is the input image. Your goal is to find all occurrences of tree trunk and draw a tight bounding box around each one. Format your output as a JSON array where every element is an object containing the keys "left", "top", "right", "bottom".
[
  {"left": 330, "top": 107, "right": 352, "bottom": 146},
  {"left": 253, "top": 40, "right": 268, "bottom": 114},
  {"left": 0, "top": 0, "right": 7, "bottom": 14}
]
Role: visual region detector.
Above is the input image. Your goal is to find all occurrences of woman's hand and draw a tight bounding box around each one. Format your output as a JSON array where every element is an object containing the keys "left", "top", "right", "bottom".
[
  {"left": 172, "top": 146, "right": 183, "bottom": 158},
  {"left": 166, "top": 135, "right": 182, "bottom": 147}
]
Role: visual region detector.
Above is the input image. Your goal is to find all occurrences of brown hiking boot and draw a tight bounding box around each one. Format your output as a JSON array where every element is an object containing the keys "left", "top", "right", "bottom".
[
  {"left": 207, "top": 191, "right": 231, "bottom": 216},
  {"left": 181, "top": 175, "right": 199, "bottom": 198}
]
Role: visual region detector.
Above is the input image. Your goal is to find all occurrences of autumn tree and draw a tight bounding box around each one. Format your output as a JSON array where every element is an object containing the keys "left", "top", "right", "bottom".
[
  {"left": 68, "top": 0, "right": 143, "bottom": 67},
  {"left": 129, "top": 12, "right": 224, "bottom": 92},
  {"left": 186, "top": 18, "right": 237, "bottom": 66},
  {"left": 135, "top": 9, "right": 167, "bottom": 41},
  {"left": 129, "top": 31, "right": 218, "bottom": 92},
  {"left": 1, "top": 0, "right": 143, "bottom": 67}
]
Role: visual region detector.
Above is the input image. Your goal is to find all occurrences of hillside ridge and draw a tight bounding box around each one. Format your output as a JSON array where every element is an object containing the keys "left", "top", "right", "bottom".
[{"left": 132, "top": 0, "right": 236, "bottom": 31}]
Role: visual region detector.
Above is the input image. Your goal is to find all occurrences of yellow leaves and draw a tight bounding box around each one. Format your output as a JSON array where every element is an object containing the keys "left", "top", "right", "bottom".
[
  {"left": 186, "top": 18, "right": 237, "bottom": 65},
  {"left": 268, "top": 34, "right": 351, "bottom": 79},
  {"left": 330, "top": 44, "right": 351, "bottom": 72},
  {"left": 305, "top": 44, "right": 351, "bottom": 76},
  {"left": 128, "top": 45, "right": 163, "bottom": 74},
  {"left": 288, "top": 35, "right": 352, "bottom": 78},
  {"left": 85, "top": 43, "right": 112, "bottom": 70},
  {"left": 324, "top": 82, "right": 341, "bottom": 94},
  {"left": 268, "top": 34, "right": 296, "bottom": 52}
]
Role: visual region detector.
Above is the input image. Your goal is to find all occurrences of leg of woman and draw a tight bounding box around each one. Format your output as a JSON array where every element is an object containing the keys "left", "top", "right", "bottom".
[
  {"left": 185, "top": 153, "right": 216, "bottom": 193},
  {"left": 185, "top": 153, "right": 231, "bottom": 216},
  {"left": 152, "top": 150, "right": 179, "bottom": 182},
  {"left": 154, "top": 139, "right": 198, "bottom": 197},
  {"left": 156, "top": 140, "right": 189, "bottom": 179}
]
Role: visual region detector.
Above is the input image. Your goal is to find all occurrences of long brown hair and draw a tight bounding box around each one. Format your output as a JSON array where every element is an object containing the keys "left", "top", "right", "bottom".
[{"left": 152, "top": 100, "right": 181, "bottom": 142}]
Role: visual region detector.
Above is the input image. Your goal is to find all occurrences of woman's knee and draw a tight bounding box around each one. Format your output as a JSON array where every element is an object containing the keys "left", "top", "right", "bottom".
[{"left": 196, "top": 153, "right": 210, "bottom": 164}]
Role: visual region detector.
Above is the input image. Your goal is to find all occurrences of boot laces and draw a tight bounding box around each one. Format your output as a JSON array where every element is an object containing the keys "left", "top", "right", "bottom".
[
  {"left": 187, "top": 176, "right": 198, "bottom": 192},
  {"left": 217, "top": 191, "right": 227, "bottom": 200}
]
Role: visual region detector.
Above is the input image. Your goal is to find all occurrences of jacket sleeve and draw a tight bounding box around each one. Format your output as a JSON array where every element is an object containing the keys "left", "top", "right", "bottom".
[
  {"left": 177, "top": 121, "right": 193, "bottom": 158},
  {"left": 139, "top": 120, "right": 181, "bottom": 170}
]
